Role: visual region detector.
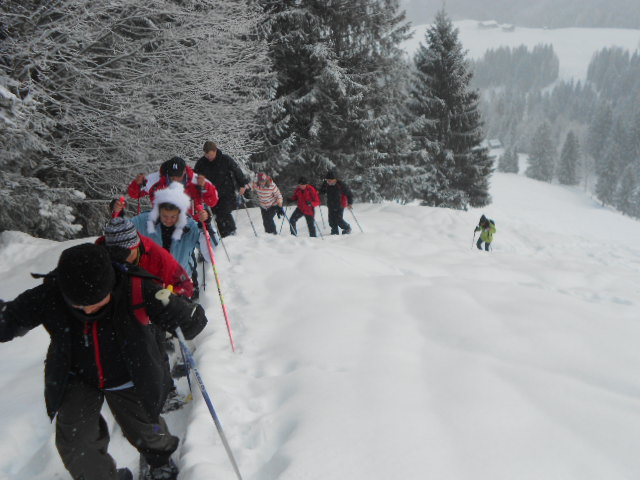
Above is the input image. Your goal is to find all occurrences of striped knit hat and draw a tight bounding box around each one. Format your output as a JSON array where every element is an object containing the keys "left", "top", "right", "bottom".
[{"left": 103, "top": 217, "right": 140, "bottom": 249}]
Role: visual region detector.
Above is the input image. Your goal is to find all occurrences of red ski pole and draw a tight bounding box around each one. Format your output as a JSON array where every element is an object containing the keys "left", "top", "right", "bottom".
[{"left": 197, "top": 205, "right": 236, "bottom": 352}]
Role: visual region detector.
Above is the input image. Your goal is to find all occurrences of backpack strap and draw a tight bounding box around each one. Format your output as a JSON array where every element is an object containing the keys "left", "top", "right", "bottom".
[{"left": 131, "top": 276, "right": 150, "bottom": 326}]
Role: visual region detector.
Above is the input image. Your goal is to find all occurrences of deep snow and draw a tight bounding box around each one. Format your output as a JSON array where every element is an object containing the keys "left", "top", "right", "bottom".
[{"left": 0, "top": 167, "right": 639, "bottom": 479}]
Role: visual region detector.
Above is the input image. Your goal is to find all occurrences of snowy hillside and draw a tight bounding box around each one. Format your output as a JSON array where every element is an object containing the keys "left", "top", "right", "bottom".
[
  {"left": 1, "top": 170, "right": 639, "bottom": 479},
  {"left": 402, "top": 20, "right": 640, "bottom": 81}
]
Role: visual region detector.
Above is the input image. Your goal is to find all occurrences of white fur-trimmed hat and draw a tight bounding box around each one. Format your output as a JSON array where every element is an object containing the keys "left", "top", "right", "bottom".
[{"left": 148, "top": 182, "right": 191, "bottom": 241}]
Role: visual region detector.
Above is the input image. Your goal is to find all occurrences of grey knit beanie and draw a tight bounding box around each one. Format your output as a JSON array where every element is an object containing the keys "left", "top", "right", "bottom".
[{"left": 104, "top": 217, "right": 140, "bottom": 249}]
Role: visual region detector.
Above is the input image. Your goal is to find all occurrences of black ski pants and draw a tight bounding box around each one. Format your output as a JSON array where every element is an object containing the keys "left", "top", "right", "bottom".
[
  {"left": 476, "top": 237, "right": 491, "bottom": 251},
  {"left": 260, "top": 206, "right": 279, "bottom": 234},
  {"left": 213, "top": 202, "right": 237, "bottom": 238},
  {"left": 289, "top": 208, "right": 316, "bottom": 237},
  {"left": 328, "top": 208, "right": 351, "bottom": 235},
  {"left": 56, "top": 379, "right": 178, "bottom": 480}
]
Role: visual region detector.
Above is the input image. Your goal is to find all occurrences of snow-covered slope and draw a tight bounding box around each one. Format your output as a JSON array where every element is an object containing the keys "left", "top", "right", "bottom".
[{"left": 0, "top": 172, "right": 639, "bottom": 479}]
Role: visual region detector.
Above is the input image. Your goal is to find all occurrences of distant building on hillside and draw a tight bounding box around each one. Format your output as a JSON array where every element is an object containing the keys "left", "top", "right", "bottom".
[
  {"left": 478, "top": 20, "right": 499, "bottom": 30},
  {"left": 501, "top": 24, "right": 515, "bottom": 32}
]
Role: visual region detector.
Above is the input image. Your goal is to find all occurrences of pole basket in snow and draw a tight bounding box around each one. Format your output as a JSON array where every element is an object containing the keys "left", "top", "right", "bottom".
[
  {"left": 196, "top": 205, "right": 236, "bottom": 352},
  {"left": 349, "top": 208, "right": 364, "bottom": 233},
  {"left": 175, "top": 328, "right": 243, "bottom": 480}
]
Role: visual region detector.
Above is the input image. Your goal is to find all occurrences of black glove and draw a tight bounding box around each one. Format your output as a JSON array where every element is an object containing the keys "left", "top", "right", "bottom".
[
  {"left": 306, "top": 201, "right": 312, "bottom": 207},
  {"left": 276, "top": 207, "right": 283, "bottom": 218}
]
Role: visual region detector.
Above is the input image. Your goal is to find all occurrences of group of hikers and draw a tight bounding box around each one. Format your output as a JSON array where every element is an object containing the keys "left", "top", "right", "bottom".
[
  {"left": 0, "top": 139, "right": 497, "bottom": 480},
  {"left": 0, "top": 141, "right": 359, "bottom": 480}
]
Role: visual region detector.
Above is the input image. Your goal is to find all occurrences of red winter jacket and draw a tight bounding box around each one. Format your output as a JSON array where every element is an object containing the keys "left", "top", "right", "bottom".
[
  {"left": 292, "top": 185, "right": 320, "bottom": 216},
  {"left": 128, "top": 166, "right": 218, "bottom": 215},
  {"left": 96, "top": 234, "right": 194, "bottom": 298}
]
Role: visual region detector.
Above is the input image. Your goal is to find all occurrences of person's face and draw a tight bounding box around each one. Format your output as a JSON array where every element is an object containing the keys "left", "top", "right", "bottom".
[
  {"left": 327, "top": 179, "right": 337, "bottom": 185},
  {"left": 169, "top": 172, "right": 185, "bottom": 183},
  {"left": 71, "top": 294, "right": 112, "bottom": 315},
  {"left": 160, "top": 208, "right": 180, "bottom": 227},
  {"left": 205, "top": 149, "right": 217, "bottom": 161},
  {"left": 126, "top": 247, "right": 139, "bottom": 264},
  {"left": 299, "top": 184, "right": 307, "bottom": 190}
]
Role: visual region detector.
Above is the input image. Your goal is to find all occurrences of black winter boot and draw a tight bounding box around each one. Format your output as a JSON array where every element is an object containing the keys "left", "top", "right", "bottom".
[
  {"left": 117, "top": 468, "right": 133, "bottom": 480},
  {"left": 148, "top": 459, "right": 179, "bottom": 480}
]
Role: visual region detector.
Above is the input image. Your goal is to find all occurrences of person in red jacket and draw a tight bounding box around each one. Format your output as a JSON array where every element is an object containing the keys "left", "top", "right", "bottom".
[
  {"left": 127, "top": 157, "right": 218, "bottom": 219},
  {"left": 97, "top": 217, "right": 195, "bottom": 298},
  {"left": 289, "top": 177, "right": 321, "bottom": 237}
]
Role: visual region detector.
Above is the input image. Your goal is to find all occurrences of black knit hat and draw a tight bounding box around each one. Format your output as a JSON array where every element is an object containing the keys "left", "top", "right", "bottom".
[
  {"left": 297, "top": 176, "right": 308, "bottom": 185},
  {"left": 162, "top": 157, "right": 186, "bottom": 177},
  {"left": 325, "top": 170, "right": 337, "bottom": 180},
  {"left": 104, "top": 217, "right": 140, "bottom": 249},
  {"left": 57, "top": 244, "right": 115, "bottom": 306}
]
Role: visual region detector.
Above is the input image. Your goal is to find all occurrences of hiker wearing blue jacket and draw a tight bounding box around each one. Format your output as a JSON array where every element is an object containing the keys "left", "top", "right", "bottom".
[{"left": 131, "top": 183, "right": 204, "bottom": 294}]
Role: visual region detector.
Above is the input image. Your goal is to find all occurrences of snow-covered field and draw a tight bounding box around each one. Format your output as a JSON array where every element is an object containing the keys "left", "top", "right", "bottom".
[
  {"left": 1, "top": 167, "right": 639, "bottom": 479},
  {"left": 403, "top": 19, "right": 640, "bottom": 81}
]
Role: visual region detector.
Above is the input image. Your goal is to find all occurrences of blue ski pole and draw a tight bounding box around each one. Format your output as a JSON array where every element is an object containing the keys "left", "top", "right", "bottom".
[{"left": 175, "top": 327, "right": 243, "bottom": 480}]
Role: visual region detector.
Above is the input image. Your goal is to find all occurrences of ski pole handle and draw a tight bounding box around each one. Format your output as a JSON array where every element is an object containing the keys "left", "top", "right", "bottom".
[{"left": 112, "top": 196, "right": 127, "bottom": 218}]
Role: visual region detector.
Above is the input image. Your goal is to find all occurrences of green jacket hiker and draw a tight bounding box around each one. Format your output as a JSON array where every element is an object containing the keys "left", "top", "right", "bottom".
[{"left": 475, "top": 214, "right": 496, "bottom": 251}]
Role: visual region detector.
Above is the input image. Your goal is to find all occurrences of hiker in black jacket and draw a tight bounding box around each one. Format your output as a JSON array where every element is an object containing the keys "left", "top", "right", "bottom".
[
  {"left": 0, "top": 243, "right": 208, "bottom": 480},
  {"left": 318, "top": 170, "right": 353, "bottom": 235},
  {"left": 194, "top": 141, "right": 250, "bottom": 237}
]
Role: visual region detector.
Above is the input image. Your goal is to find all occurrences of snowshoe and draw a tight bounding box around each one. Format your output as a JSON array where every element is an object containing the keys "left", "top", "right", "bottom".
[
  {"left": 161, "top": 389, "right": 188, "bottom": 413},
  {"left": 147, "top": 459, "right": 179, "bottom": 480},
  {"left": 171, "top": 361, "right": 189, "bottom": 379}
]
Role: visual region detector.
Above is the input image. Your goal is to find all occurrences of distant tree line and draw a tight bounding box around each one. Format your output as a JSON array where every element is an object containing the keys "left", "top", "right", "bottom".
[
  {"left": 482, "top": 45, "right": 640, "bottom": 219},
  {"left": 472, "top": 44, "right": 559, "bottom": 92}
]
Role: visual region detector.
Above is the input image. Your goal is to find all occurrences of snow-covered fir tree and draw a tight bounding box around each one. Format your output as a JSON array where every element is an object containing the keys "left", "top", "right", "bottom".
[
  {"left": 585, "top": 103, "right": 613, "bottom": 164},
  {"left": 498, "top": 148, "right": 519, "bottom": 173},
  {"left": 252, "top": 0, "right": 412, "bottom": 198},
  {"left": 526, "top": 122, "right": 555, "bottom": 182},
  {"left": 595, "top": 120, "right": 630, "bottom": 206},
  {"left": 614, "top": 163, "right": 639, "bottom": 216},
  {"left": 408, "top": 9, "right": 492, "bottom": 209},
  {"left": 557, "top": 130, "right": 580, "bottom": 185}
]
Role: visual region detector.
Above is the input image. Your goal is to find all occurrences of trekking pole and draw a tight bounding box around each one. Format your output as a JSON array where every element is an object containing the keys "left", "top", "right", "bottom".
[
  {"left": 349, "top": 208, "right": 364, "bottom": 233},
  {"left": 201, "top": 259, "right": 206, "bottom": 291},
  {"left": 471, "top": 231, "right": 477, "bottom": 250},
  {"left": 196, "top": 205, "right": 236, "bottom": 352},
  {"left": 279, "top": 206, "right": 289, "bottom": 234},
  {"left": 177, "top": 339, "right": 193, "bottom": 397},
  {"left": 239, "top": 195, "right": 258, "bottom": 237},
  {"left": 137, "top": 178, "right": 147, "bottom": 215},
  {"left": 210, "top": 218, "right": 232, "bottom": 263},
  {"left": 311, "top": 209, "right": 324, "bottom": 240},
  {"left": 319, "top": 205, "right": 326, "bottom": 228},
  {"left": 175, "top": 327, "right": 243, "bottom": 480}
]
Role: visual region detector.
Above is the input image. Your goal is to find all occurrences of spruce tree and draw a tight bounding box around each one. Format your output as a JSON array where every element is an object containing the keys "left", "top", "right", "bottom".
[
  {"left": 408, "top": 9, "right": 492, "bottom": 209},
  {"left": 498, "top": 148, "right": 519, "bottom": 173},
  {"left": 252, "top": 0, "right": 412, "bottom": 198},
  {"left": 557, "top": 130, "right": 580, "bottom": 185},
  {"left": 615, "top": 163, "right": 639, "bottom": 215},
  {"left": 586, "top": 103, "right": 613, "bottom": 162},
  {"left": 526, "top": 122, "right": 555, "bottom": 182}
]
